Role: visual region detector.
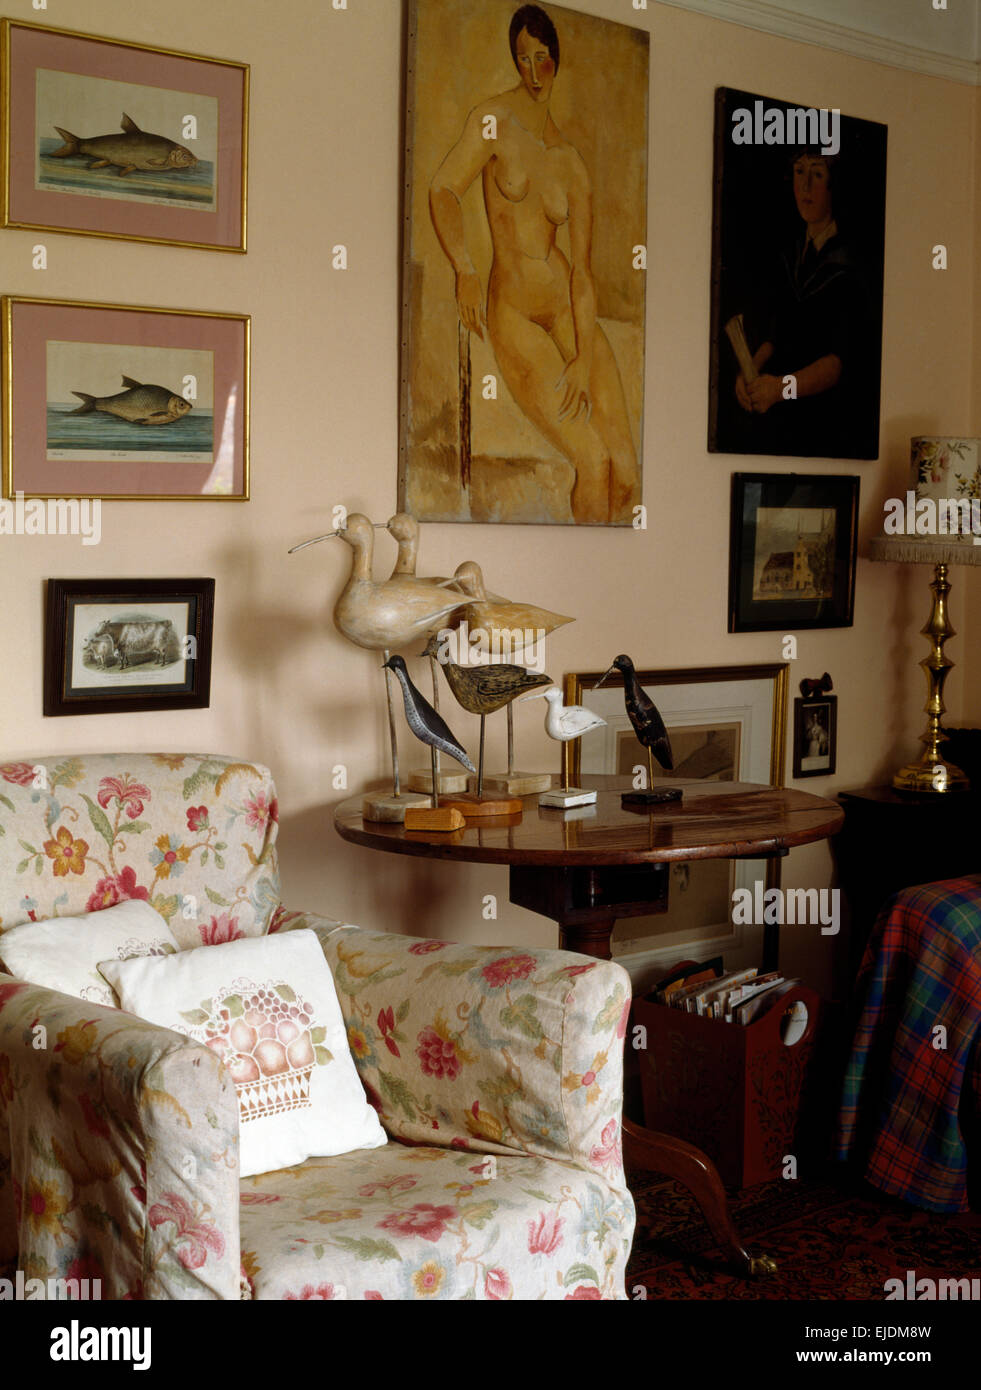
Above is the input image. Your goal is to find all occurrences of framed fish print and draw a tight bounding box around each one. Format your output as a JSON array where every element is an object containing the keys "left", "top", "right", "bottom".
[
  {"left": 728, "top": 473, "right": 858, "bottom": 632},
  {"left": 1, "top": 18, "right": 248, "bottom": 252},
  {"left": 44, "top": 577, "right": 214, "bottom": 716},
  {"left": 399, "top": 0, "right": 649, "bottom": 526},
  {"left": 2, "top": 296, "right": 249, "bottom": 501}
]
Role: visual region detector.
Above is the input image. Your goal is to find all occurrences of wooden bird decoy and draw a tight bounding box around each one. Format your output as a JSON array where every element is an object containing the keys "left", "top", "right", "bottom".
[
  {"left": 595, "top": 655, "right": 681, "bottom": 806},
  {"left": 451, "top": 561, "right": 573, "bottom": 650},
  {"left": 290, "top": 512, "right": 466, "bottom": 653},
  {"left": 520, "top": 686, "right": 605, "bottom": 807},
  {"left": 441, "top": 661, "right": 550, "bottom": 803},
  {"left": 520, "top": 686, "right": 607, "bottom": 741},
  {"left": 383, "top": 656, "right": 475, "bottom": 774}
]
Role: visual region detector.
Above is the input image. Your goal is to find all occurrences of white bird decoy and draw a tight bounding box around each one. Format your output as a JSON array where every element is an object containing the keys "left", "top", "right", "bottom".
[
  {"left": 290, "top": 512, "right": 466, "bottom": 652},
  {"left": 520, "top": 686, "right": 607, "bottom": 741}
]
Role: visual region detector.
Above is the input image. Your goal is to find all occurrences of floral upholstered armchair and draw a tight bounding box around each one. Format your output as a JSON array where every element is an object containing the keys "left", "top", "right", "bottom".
[{"left": 0, "top": 753, "right": 634, "bottom": 1300}]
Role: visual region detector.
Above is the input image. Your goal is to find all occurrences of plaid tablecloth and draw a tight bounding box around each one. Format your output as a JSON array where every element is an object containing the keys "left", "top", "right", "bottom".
[{"left": 836, "top": 875, "right": 981, "bottom": 1213}]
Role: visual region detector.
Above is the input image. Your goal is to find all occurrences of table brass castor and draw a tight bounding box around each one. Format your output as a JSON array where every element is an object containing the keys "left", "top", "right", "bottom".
[{"left": 747, "top": 1252, "right": 778, "bottom": 1277}]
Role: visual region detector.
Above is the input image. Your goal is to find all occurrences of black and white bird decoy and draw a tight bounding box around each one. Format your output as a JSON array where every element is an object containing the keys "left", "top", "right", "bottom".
[
  {"left": 383, "top": 655, "right": 476, "bottom": 774},
  {"left": 595, "top": 654, "right": 680, "bottom": 804}
]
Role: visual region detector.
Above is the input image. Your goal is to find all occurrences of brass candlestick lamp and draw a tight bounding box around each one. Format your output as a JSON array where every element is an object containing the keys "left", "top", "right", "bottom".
[{"left": 870, "top": 436, "right": 981, "bottom": 794}]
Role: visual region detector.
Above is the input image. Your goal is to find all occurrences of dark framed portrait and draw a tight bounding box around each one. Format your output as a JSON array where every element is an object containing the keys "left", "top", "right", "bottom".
[
  {"left": 793, "top": 695, "right": 837, "bottom": 778},
  {"left": 44, "top": 577, "right": 214, "bottom": 715},
  {"left": 708, "top": 87, "right": 887, "bottom": 460},
  {"left": 728, "top": 473, "right": 859, "bottom": 632}
]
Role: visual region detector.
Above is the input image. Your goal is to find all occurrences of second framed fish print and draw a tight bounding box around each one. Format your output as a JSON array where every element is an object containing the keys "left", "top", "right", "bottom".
[
  {"left": 1, "top": 18, "right": 248, "bottom": 252},
  {"left": 2, "top": 296, "right": 249, "bottom": 501}
]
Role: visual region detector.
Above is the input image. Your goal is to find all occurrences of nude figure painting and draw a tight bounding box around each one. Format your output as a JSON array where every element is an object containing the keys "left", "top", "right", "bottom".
[{"left": 399, "top": 0, "right": 649, "bottom": 526}]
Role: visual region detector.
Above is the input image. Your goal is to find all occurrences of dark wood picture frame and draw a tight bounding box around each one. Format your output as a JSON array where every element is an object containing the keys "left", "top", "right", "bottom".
[
  {"left": 44, "top": 577, "right": 214, "bottom": 716},
  {"left": 728, "top": 472, "right": 858, "bottom": 632},
  {"left": 708, "top": 86, "right": 887, "bottom": 460},
  {"left": 793, "top": 694, "right": 837, "bottom": 779}
]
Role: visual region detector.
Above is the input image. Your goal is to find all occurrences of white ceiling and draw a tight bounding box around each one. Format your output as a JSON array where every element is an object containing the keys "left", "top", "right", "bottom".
[{"left": 657, "top": 0, "right": 980, "bottom": 80}]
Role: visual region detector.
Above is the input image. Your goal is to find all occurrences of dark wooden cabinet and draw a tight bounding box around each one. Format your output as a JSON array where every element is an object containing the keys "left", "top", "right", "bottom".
[{"left": 834, "top": 785, "right": 981, "bottom": 992}]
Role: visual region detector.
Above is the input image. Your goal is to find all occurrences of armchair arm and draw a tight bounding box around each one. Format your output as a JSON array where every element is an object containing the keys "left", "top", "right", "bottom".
[
  {"left": 0, "top": 974, "right": 241, "bottom": 1300},
  {"left": 274, "top": 911, "right": 630, "bottom": 1182}
]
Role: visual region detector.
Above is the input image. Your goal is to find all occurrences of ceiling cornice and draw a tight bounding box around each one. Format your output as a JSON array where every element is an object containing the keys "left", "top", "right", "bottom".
[{"left": 653, "top": 0, "right": 980, "bottom": 85}]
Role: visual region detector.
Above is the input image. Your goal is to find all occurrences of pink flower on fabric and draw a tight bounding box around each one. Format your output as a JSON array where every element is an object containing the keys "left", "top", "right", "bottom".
[
  {"left": 97, "top": 776, "right": 150, "bottom": 820},
  {"left": 267, "top": 906, "right": 302, "bottom": 935},
  {"left": 481, "top": 953, "right": 537, "bottom": 989},
  {"left": 186, "top": 805, "right": 209, "bottom": 831},
  {"left": 589, "top": 1118, "right": 622, "bottom": 1172},
  {"left": 198, "top": 912, "right": 242, "bottom": 946},
  {"left": 0, "top": 762, "right": 36, "bottom": 786},
  {"left": 65, "top": 1255, "right": 104, "bottom": 1292},
  {"left": 485, "top": 1268, "right": 512, "bottom": 1300},
  {"left": 244, "top": 791, "right": 277, "bottom": 831},
  {"left": 408, "top": 940, "right": 445, "bottom": 955},
  {"left": 617, "top": 1000, "right": 631, "bottom": 1039},
  {"left": 527, "top": 1210, "right": 563, "bottom": 1256},
  {"left": 558, "top": 963, "right": 597, "bottom": 979},
  {"left": 240, "top": 1192, "right": 281, "bottom": 1205},
  {"left": 364, "top": 1290, "right": 384, "bottom": 1300},
  {"left": 148, "top": 1193, "right": 225, "bottom": 1270},
  {"left": 377, "top": 1203, "right": 457, "bottom": 1243},
  {"left": 565, "top": 1285, "right": 602, "bottom": 1299},
  {"left": 285, "top": 1283, "right": 340, "bottom": 1300},
  {"left": 416, "top": 1026, "right": 460, "bottom": 1080},
  {"left": 84, "top": 865, "right": 150, "bottom": 913},
  {"left": 358, "top": 1175, "right": 416, "bottom": 1198}
]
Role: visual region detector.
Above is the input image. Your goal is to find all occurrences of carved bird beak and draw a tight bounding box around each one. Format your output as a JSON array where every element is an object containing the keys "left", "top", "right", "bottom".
[
  {"left": 593, "top": 665, "right": 618, "bottom": 691},
  {"left": 287, "top": 531, "right": 341, "bottom": 553},
  {"left": 517, "top": 689, "right": 550, "bottom": 702}
]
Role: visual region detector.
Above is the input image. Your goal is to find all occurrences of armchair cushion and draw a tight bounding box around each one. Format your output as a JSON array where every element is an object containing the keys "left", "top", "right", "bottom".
[
  {"left": 240, "top": 1144, "right": 630, "bottom": 1300},
  {"left": 0, "top": 899, "right": 178, "bottom": 1008},
  {"left": 0, "top": 754, "right": 281, "bottom": 947},
  {"left": 101, "top": 932, "right": 387, "bottom": 1178},
  {"left": 0, "top": 974, "right": 241, "bottom": 1299}
]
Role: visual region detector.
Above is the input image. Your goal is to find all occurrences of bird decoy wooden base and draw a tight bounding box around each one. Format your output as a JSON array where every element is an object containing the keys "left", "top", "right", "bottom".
[
  {"left": 362, "top": 791, "right": 431, "bottom": 824},
  {"left": 404, "top": 806, "right": 466, "bottom": 832},
  {"left": 621, "top": 786, "right": 683, "bottom": 807},
  {"left": 481, "top": 770, "right": 552, "bottom": 795},
  {"left": 407, "top": 767, "right": 471, "bottom": 795},
  {"left": 438, "top": 791, "right": 523, "bottom": 819}
]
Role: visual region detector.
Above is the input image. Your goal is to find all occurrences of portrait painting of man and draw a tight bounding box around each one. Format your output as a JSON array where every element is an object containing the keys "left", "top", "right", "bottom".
[
  {"left": 399, "top": 0, "right": 649, "bottom": 526},
  {"left": 709, "top": 87, "right": 887, "bottom": 460}
]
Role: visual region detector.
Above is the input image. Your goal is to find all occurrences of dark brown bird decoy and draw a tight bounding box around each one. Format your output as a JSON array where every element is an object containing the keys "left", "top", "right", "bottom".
[{"left": 595, "top": 654, "right": 680, "bottom": 804}]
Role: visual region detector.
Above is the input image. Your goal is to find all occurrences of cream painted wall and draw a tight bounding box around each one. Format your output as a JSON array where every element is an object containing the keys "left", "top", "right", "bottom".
[{"left": 1, "top": 0, "right": 977, "bottom": 996}]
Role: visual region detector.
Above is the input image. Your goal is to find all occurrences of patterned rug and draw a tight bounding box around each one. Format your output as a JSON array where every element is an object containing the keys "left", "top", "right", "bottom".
[{"left": 626, "top": 1163, "right": 981, "bottom": 1300}]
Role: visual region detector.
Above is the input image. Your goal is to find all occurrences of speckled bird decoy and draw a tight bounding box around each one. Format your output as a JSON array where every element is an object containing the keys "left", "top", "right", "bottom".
[{"left": 383, "top": 655, "right": 475, "bottom": 772}]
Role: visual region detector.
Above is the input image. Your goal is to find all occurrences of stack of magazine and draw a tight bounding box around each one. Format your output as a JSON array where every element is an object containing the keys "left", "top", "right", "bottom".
[{"left": 651, "top": 957, "right": 800, "bottom": 1026}]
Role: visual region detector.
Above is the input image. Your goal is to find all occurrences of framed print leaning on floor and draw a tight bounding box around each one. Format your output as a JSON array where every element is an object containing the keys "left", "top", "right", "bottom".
[
  {"left": 2, "top": 296, "right": 249, "bottom": 501},
  {"left": 1, "top": 18, "right": 248, "bottom": 252}
]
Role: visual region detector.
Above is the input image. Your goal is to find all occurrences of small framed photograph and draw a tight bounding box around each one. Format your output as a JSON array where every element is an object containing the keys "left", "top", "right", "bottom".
[
  {"left": 2, "top": 296, "right": 249, "bottom": 501},
  {"left": 729, "top": 472, "right": 858, "bottom": 632},
  {"left": 1, "top": 18, "right": 248, "bottom": 252},
  {"left": 44, "top": 578, "right": 214, "bottom": 716},
  {"left": 793, "top": 695, "right": 837, "bottom": 778}
]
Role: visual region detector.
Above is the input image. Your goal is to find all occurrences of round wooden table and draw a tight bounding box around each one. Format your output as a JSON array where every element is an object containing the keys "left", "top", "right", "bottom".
[
  {"left": 334, "top": 777, "right": 844, "bottom": 961},
  {"left": 335, "top": 777, "right": 843, "bottom": 1278}
]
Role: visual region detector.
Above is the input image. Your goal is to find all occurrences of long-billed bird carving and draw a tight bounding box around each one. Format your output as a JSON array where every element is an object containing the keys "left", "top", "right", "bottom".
[
  {"left": 383, "top": 655, "right": 476, "bottom": 773},
  {"left": 595, "top": 654, "right": 677, "bottom": 799}
]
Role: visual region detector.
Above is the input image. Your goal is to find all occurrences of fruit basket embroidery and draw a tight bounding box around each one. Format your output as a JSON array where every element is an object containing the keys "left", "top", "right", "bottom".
[{"left": 181, "top": 978, "right": 332, "bottom": 1123}]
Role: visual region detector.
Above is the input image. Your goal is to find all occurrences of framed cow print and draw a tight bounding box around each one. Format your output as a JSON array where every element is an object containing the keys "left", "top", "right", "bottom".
[{"left": 44, "top": 577, "right": 214, "bottom": 715}]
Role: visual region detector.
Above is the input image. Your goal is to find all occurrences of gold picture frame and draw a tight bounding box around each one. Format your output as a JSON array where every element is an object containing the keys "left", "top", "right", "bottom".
[
  {"left": 1, "top": 18, "right": 248, "bottom": 252},
  {"left": 2, "top": 295, "right": 250, "bottom": 501}
]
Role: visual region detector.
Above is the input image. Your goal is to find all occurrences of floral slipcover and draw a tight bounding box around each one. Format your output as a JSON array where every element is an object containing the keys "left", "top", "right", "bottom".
[{"left": 0, "top": 754, "right": 634, "bottom": 1299}]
